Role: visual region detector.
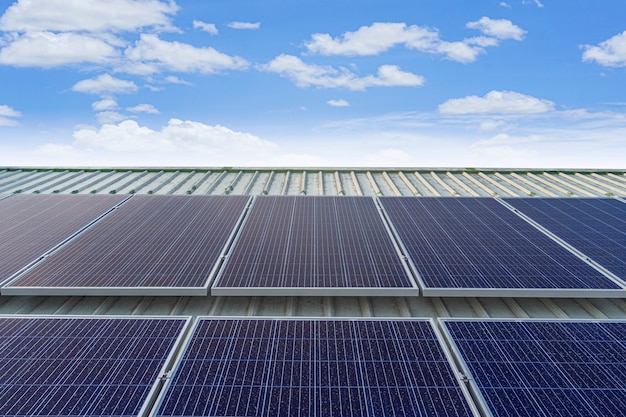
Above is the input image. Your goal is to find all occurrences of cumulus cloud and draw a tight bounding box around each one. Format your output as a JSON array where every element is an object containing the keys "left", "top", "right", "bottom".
[
  {"left": 227, "top": 21, "right": 261, "bottom": 30},
  {"left": 582, "top": 31, "right": 626, "bottom": 67},
  {"left": 127, "top": 103, "right": 160, "bottom": 114},
  {"left": 72, "top": 74, "right": 138, "bottom": 95},
  {"left": 0, "top": 1, "right": 249, "bottom": 77},
  {"left": 73, "top": 118, "right": 278, "bottom": 155},
  {"left": 327, "top": 99, "right": 350, "bottom": 107},
  {"left": 91, "top": 98, "right": 118, "bottom": 111},
  {"left": 304, "top": 21, "right": 524, "bottom": 63},
  {"left": 0, "top": 32, "right": 118, "bottom": 67},
  {"left": 0, "top": 104, "right": 21, "bottom": 126},
  {"left": 466, "top": 17, "right": 526, "bottom": 41},
  {"left": 122, "top": 34, "right": 249, "bottom": 74},
  {"left": 262, "top": 54, "right": 424, "bottom": 90},
  {"left": 0, "top": 0, "right": 178, "bottom": 32},
  {"left": 96, "top": 111, "right": 126, "bottom": 124},
  {"left": 438, "top": 90, "right": 555, "bottom": 115},
  {"left": 193, "top": 20, "right": 218, "bottom": 35}
]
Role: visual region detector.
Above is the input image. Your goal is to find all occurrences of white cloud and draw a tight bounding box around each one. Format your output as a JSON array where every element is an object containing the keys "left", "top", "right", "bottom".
[
  {"left": 306, "top": 22, "right": 440, "bottom": 56},
  {"left": 499, "top": 2, "right": 511, "bottom": 8},
  {"left": 524, "top": 0, "right": 544, "bottom": 7},
  {"left": 0, "top": 104, "right": 21, "bottom": 118},
  {"left": 466, "top": 17, "right": 526, "bottom": 41},
  {"left": 227, "top": 21, "right": 260, "bottom": 30},
  {"left": 92, "top": 98, "right": 118, "bottom": 111},
  {"left": 193, "top": 20, "right": 218, "bottom": 35},
  {"left": 72, "top": 74, "right": 138, "bottom": 95},
  {"left": 327, "top": 99, "right": 350, "bottom": 107},
  {"left": 73, "top": 118, "right": 278, "bottom": 155},
  {"left": 127, "top": 103, "right": 160, "bottom": 114},
  {"left": 582, "top": 31, "right": 626, "bottom": 67},
  {"left": 0, "top": 0, "right": 178, "bottom": 32},
  {"left": 165, "top": 75, "right": 192, "bottom": 85},
  {"left": 438, "top": 91, "right": 555, "bottom": 115},
  {"left": 96, "top": 111, "right": 126, "bottom": 124},
  {"left": 304, "top": 21, "right": 521, "bottom": 63},
  {"left": 122, "top": 34, "right": 249, "bottom": 74},
  {"left": 479, "top": 120, "right": 512, "bottom": 131},
  {"left": 0, "top": 32, "right": 118, "bottom": 67},
  {"left": 262, "top": 55, "right": 424, "bottom": 90},
  {"left": 0, "top": 104, "right": 21, "bottom": 126}
]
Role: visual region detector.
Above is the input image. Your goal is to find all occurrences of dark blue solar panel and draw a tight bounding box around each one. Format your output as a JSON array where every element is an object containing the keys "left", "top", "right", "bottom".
[
  {"left": 213, "top": 196, "right": 414, "bottom": 293},
  {"left": 442, "top": 319, "right": 626, "bottom": 417},
  {"left": 0, "top": 316, "right": 187, "bottom": 417},
  {"left": 154, "top": 319, "right": 475, "bottom": 417},
  {"left": 379, "top": 197, "right": 619, "bottom": 293},
  {"left": 504, "top": 198, "right": 626, "bottom": 280}
]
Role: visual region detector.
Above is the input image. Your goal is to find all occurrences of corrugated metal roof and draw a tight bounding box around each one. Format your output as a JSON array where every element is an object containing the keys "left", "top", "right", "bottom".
[{"left": 0, "top": 166, "right": 625, "bottom": 320}]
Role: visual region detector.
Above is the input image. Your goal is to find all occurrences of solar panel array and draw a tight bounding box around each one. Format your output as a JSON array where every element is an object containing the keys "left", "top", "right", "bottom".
[
  {"left": 442, "top": 319, "right": 626, "bottom": 417},
  {"left": 6, "top": 195, "right": 250, "bottom": 296},
  {"left": 153, "top": 318, "right": 476, "bottom": 417},
  {"left": 0, "top": 316, "right": 188, "bottom": 417},
  {"left": 505, "top": 198, "right": 626, "bottom": 281},
  {"left": 213, "top": 196, "right": 416, "bottom": 296},
  {"left": 0, "top": 194, "right": 127, "bottom": 285},
  {"left": 379, "top": 197, "right": 621, "bottom": 297}
]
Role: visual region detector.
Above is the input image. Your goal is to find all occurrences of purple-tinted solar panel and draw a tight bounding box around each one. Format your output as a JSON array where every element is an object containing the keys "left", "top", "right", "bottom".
[
  {"left": 379, "top": 197, "right": 621, "bottom": 297},
  {"left": 0, "top": 194, "right": 127, "bottom": 283},
  {"left": 212, "top": 196, "right": 416, "bottom": 295},
  {"left": 154, "top": 318, "right": 476, "bottom": 417},
  {"left": 0, "top": 316, "right": 188, "bottom": 417},
  {"left": 6, "top": 195, "right": 249, "bottom": 295}
]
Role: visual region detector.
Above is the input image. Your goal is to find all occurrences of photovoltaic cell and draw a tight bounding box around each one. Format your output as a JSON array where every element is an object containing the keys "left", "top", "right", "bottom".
[
  {"left": 0, "top": 194, "right": 127, "bottom": 284},
  {"left": 0, "top": 316, "right": 188, "bottom": 417},
  {"left": 379, "top": 197, "right": 621, "bottom": 297},
  {"left": 504, "top": 198, "right": 626, "bottom": 280},
  {"left": 6, "top": 195, "right": 249, "bottom": 295},
  {"left": 212, "top": 196, "right": 416, "bottom": 296},
  {"left": 442, "top": 319, "right": 626, "bottom": 417},
  {"left": 153, "top": 318, "right": 477, "bottom": 417}
]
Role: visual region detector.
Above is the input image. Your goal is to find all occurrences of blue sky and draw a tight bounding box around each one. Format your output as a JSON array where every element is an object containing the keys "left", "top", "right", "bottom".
[{"left": 1, "top": 0, "right": 626, "bottom": 168}]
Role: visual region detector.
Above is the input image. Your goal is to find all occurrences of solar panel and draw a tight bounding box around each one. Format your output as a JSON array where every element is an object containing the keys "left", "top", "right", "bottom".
[
  {"left": 0, "top": 316, "right": 189, "bottom": 417},
  {"left": 152, "top": 318, "right": 478, "bottom": 417},
  {"left": 504, "top": 198, "right": 626, "bottom": 282},
  {"left": 212, "top": 196, "right": 417, "bottom": 296},
  {"left": 0, "top": 194, "right": 127, "bottom": 286},
  {"left": 441, "top": 319, "right": 626, "bottom": 417},
  {"left": 5, "top": 195, "right": 250, "bottom": 296},
  {"left": 379, "top": 197, "right": 622, "bottom": 297}
]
